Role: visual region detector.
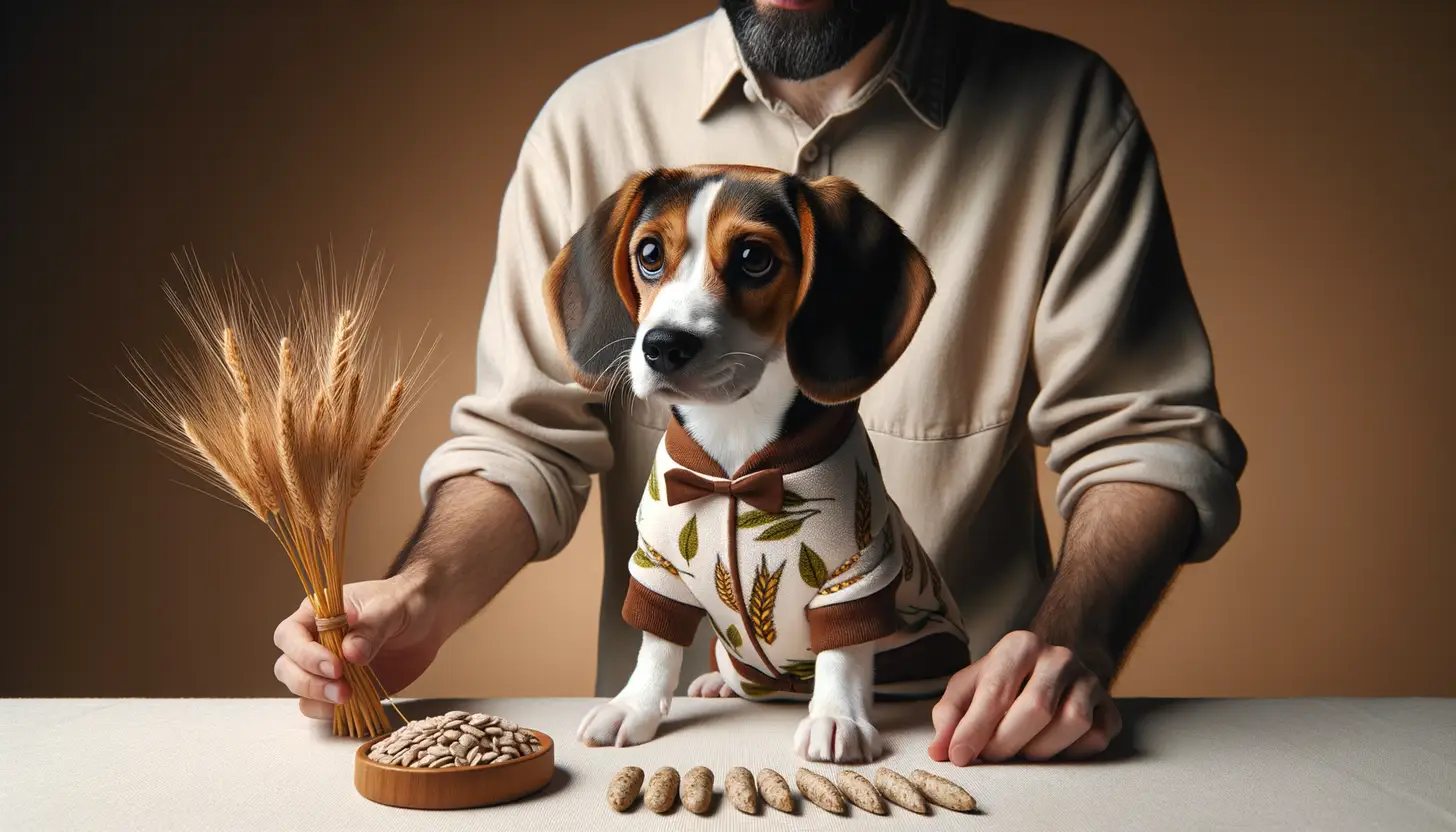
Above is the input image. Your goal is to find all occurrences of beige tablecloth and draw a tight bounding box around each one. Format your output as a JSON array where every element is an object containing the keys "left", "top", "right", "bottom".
[{"left": 1, "top": 697, "right": 1452, "bottom": 830}]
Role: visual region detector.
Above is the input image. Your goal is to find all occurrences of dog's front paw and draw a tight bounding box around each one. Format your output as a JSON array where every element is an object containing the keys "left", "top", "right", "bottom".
[
  {"left": 686, "top": 672, "right": 738, "bottom": 698},
  {"left": 793, "top": 715, "right": 884, "bottom": 763},
  {"left": 577, "top": 699, "right": 664, "bottom": 748}
]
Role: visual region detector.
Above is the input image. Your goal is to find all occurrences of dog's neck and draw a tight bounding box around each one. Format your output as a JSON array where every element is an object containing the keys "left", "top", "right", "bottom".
[{"left": 676, "top": 357, "right": 800, "bottom": 476}]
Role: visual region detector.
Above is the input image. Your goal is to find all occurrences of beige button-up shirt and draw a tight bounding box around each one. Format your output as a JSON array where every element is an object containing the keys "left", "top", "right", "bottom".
[{"left": 421, "top": 0, "right": 1247, "bottom": 695}]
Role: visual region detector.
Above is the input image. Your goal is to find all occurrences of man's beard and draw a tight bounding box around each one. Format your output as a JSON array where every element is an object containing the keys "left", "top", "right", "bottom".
[{"left": 720, "top": 0, "right": 906, "bottom": 82}]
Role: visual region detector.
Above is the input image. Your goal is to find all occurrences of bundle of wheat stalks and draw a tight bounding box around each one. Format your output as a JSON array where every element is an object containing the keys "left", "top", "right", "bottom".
[{"left": 91, "top": 247, "right": 436, "bottom": 738}]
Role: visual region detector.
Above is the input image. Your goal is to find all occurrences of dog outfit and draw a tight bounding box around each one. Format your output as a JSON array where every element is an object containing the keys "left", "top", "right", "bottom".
[{"left": 623, "top": 400, "right": 972, "bottom": 698}]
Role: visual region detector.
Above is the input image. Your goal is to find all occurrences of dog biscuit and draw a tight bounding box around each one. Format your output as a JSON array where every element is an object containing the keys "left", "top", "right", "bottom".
[
  {"left": 910, "top": 769, "right": 976, "bottom": 812},
  {"left": 606, "top": 766, "right": 644, "bottom": 812},
  {"left": 874, "top": 767, "right": 928, "bottom": 814}
]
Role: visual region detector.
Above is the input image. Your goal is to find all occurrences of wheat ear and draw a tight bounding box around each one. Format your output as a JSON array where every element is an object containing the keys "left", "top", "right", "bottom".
[
  {"left": 221, "top": 327, "right": 251, "bottom": 406},
  {"left": 318, "top": 372, "right": 361, "bottom": 541},
  {"left": 351, "top": 377, "right": 403, "bottom": 499},
  {"left": 275, "top": 338, "right": 315, "bottom": 527},
  {"left": 180, "top": 417, "right": 263, "bottom": 518},
  {"left": 326, "top": 310, "right": 357, "bottom": 405},
  {"left": 239, "top": 411, "right": 279, "bottom": 513}
]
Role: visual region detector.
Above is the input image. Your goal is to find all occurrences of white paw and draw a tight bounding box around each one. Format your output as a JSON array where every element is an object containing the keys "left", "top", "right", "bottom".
[
  {"left": 576, "top": 698, "right": 665, "bottom": 748},
  {"left": 686, "top": 672, "right": 738, "bottom": 698},
  {"left": 793, "top": 715, "right": 884, "bottom": 763}
]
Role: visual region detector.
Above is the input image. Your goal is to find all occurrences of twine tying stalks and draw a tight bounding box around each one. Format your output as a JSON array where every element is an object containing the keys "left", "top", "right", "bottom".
[{"left": 315, "top": 614, "right": 349, "bottom": 633}]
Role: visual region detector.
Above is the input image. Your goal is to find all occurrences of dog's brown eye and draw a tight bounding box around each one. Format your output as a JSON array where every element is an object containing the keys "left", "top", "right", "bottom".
[
  {"left": 636, "top": 238, "right": 664, "bottom": 279},
  {"left": 736, "top": 241, "right": 776, "bottom": 280}
]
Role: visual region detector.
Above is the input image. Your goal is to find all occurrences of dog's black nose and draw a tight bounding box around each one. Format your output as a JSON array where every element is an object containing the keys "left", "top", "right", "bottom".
[{"left": 642, "top": 328, "right": 702, "bottom": 374}]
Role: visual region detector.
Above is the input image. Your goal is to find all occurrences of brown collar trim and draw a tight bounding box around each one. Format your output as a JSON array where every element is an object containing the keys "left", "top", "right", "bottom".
[{"left": 664, "top": 397, "right": 859, "bottom": 479}]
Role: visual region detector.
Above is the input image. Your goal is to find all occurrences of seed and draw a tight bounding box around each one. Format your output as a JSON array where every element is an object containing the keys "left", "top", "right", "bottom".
[
  {"left": 442, "top": 719, "right": 464, "bottom": 730},
  {"left": 468, "top": 714, "right": 489, "bottom": 727},
  {"left": 461, "top": 725, "right": 485, "bottom": 738},
  {"left": 910, "top": 769, "right": 976, "bottom": 812},
  {"left": 400, "top": 749, "right": 418, "bottom": 766},
  {"left": 444, "top": 710, "right": 469, "bottom": 720},
  {"left": 485, "top": 727, "right": 504, "bottom": 736},
  {"left": 416, "top": 754, "right": 438, "bottom": 768},
  {"left": 644, "top": 767, "right": 680, "bottom": 814},
  {"left": 449, "top": 742, "right": 466, "bottom": 758},
  {"left": 607, "top": 766, "right": 645, "bottom": 812},
  {"left": 427, "top": 744, "right": 451, "bottom": 757},
  {"left": 488, "top": 756, "right": 507, "bottom": 765},
  {"left": 837, "top": 770, "right": 886, "bottom": 815},
  {"left": 467, "top": 747, "right": 482, "bottom": 766},
  {"left": 874, "top": 768, "right": 927, "bottom": 814},
  {"left": 429, "top": 757, "right": 453, "bottom": 768},
  {"left": 478, "top": 751, "right": 499, "bottom": 764},
  {"left": 757, "top": 768, "right": 794, "bottom": 813},
  {"left": 442, "top": 729, "right": 462, "bottom": 741},
  {"left": 795, "top": 768, "right": 846, "bottom": 815},
  {"left": 681, "top": 766, "right": 713, "bottom": 815}
]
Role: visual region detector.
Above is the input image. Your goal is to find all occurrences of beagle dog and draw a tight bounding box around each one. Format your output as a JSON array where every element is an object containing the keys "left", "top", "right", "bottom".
[{"left": 544, "top": 165, "right": 970, "bottom": 763}]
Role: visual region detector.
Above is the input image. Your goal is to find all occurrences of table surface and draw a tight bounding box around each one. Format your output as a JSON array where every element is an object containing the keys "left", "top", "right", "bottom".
[{"left": 2, "top": 696, "right": 1453, "bottom": 831}]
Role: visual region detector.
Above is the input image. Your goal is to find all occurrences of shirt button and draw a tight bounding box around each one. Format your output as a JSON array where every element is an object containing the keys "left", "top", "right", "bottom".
[{"left": 802, "top": 143, "right": 820, "bottom": 162}]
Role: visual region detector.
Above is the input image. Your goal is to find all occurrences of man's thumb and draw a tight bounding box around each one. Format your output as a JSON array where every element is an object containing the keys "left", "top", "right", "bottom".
[{"left": 339, "top": 592, "right": 400, "bottom": 666}]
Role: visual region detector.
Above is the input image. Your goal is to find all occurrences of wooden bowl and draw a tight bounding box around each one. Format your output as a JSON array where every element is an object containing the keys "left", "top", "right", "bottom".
[{"left": 354, "top": 730, "right": 555, "bottom": 810}]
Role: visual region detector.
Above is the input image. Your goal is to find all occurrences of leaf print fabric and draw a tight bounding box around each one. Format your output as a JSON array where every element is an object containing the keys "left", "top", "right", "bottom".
[
  {"left": 679, "top": 515, "right": 699, "bottom": 562},
  {"left": 798, "top": 543, "right": 827, "bottom": 588}
]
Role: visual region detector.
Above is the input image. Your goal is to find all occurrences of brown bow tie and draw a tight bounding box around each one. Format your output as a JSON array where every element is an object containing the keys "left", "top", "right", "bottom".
[{"left": 663, "top": 467, "right": 785, "bottom": 514}]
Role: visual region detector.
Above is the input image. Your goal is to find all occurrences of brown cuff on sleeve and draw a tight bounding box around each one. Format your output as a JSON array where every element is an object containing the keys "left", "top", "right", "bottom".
[
  {"left": 622, "top": 577, "right": 704, "bottom": 647},
  {"left": 806, "top": 579, "right": 899, "bottom": 652}
]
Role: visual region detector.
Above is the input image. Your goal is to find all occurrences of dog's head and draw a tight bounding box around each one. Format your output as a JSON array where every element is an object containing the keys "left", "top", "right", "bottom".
[{"left": 543, "top": 165, "right": 933, "bottom": 406}]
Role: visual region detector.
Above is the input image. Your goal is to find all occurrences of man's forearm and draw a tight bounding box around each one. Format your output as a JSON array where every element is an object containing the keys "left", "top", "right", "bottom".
[
  {"left": 386, "top": 475, "right": 539, "bottom": 638},
  {"left": 1030, "top": 481, "right": 1197, "bottom": 685}
]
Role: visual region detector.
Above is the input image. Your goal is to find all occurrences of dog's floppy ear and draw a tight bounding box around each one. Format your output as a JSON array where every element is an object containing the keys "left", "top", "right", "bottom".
[
  {"left": 787, "top": 176, "right": 935, "bottom": 404},
  {"left": 543, "top": 171, "right": 655, "bottom": 389}
]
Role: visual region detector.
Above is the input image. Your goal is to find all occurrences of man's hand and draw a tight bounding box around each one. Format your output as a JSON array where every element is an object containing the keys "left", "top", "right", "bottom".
[
  {"left": 272, "top": 576, "right": 443, "bottom": 720},
  {"left": 272, "top": 476, "right": 539, "bottom": 720},
  {"left": 928, "top": 630, "right": 1121, "bottom": 765}
]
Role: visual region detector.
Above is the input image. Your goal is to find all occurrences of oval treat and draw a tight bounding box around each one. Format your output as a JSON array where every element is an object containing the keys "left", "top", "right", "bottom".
[
  {"left": 795, "top": 768, "right": 846, "bottom": 815},
  {"left": 910, "top": 769, "right": 977, "bottom": 812},
  {"left": 757, "top": 768, "right": 795, "bottom": 813},
  {"left": 874, "top": 767, "right": 928, "bottom": 814},
  {"left": 606, "top": 765, "right": 644, "bottom": 812},
  {"left": 724, "top": 766, "right": 758, "bottom": 814},
  {"left": 837, "top": 770, "right": 886, "bottom": 815},
  {"left": 644, "top": 766, "right": 680, "bottom": 814},
  {"left": 681, "top": 766, "right": 713, "bottom": 815}
]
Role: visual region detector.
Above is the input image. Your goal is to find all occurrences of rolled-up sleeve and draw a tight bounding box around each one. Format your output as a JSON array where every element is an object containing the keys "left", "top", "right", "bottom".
[
  {"left": 1029, "top": 88, "right": 1248, "bottom": 563},
  {"left": 419, "top": 131, "right": 614, "bottom": 561}
]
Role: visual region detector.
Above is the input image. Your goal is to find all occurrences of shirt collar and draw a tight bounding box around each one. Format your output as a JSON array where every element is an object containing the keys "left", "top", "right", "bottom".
[
  {"left": 699, "top": 0, "right": 955, "bottom": 130},
  {"left": 665, "top": 398, "right": 860, "bottom": 479}
]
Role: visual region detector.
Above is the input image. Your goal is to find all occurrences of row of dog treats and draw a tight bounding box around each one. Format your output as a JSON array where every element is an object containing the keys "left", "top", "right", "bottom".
[{"left": 607, "top": 764, "right": 976, "bottom": 816}]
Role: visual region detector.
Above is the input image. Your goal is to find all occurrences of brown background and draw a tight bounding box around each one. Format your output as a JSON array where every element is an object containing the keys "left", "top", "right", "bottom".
[{"left": 3, "top": 0, "right": 1452, "bottom": 700}]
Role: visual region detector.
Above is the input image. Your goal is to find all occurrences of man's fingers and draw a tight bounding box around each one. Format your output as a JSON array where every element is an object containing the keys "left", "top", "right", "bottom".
[
  {"left": 928, "top": 662, "right": 979, "bottom": 761},
  {"left": 979, "top": 646, "right": 1079, "bottom": 762},
  {"left": 273, "top": 605, "right": 342, "bottom": 680},
  {"left": 1058, "top": 689, "right": 1121, "bottom": 760},
  {"left": 946, "top": 637, "right": 1041, "bottom": 766},
  {"left": 273, "top": 654, "right": 349, "bottom": 705},
  {"left": 298, "top": 697, "right": 334, "bottom": 721},
  {"left": 339, "top": 589, "right": 404, "bottom": 666},
  {"left": 1021, "top": 675, "right": 1102, "bottom": 761}
]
